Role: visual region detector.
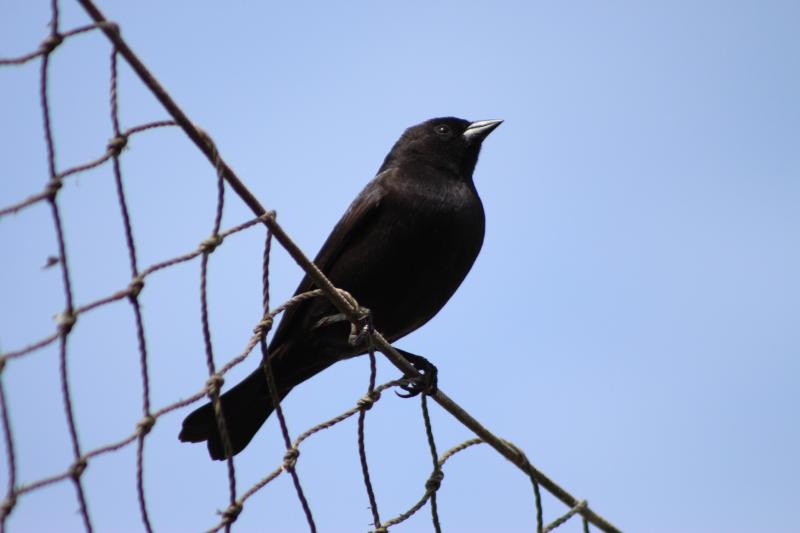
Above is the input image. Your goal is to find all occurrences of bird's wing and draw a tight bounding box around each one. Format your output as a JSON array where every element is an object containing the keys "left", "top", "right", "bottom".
[{"left": 268, "top": 171, "right": 389, "bottom": 348}]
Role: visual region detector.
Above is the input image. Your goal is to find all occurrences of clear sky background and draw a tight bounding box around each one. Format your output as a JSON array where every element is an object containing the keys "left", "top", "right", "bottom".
[{"left": 2, "top": 1, "right": 799, "bottom": 532}]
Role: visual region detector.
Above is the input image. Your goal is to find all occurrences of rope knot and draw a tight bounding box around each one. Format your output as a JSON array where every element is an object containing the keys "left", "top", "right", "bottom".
[
  {"left": 425, "top": 470, "right": 444, "bottom": 492},
  {"left": 128, "top": 276, "right": 144, "bottom": 298},
  {"left": 502, "top": 439, "right": 531, "bottom": 469},
  {"left": 199, "top": 234, "right": 223, "bottom": 254},
  {"left": 206, "top": 374, "right": 224, "bottom": 395},
  {"left": 282, "top": 447, "right": 299, "bottom": 472},
  {"left": 40, "top": 33, "right": 63, "bottom": 54},
  {"left": 136, "top": 415, "right": 156, "bottom": 436},
  {"left": 259, "top": 211, "right": 276, "bottom": 224},
  {"left": 220, "top": 502, "right": 242, "bottom": 524},
  {"left": 56, "top": 311, "right": 76, "bottom": 334},
  {"left": 254, "top": 315, "right": 273, "bottom": 337},
  {"left": 196, "top": 127, "right": 216, "bottom": 152},
  {"left": 102, "top": 21, "right": 121, "bottom": 36},
  {"left": 106, "top": 134, "right": 128, "bottom": 155},
  {"left": 357, "top": 389, "right": 381, "bottom": 411},
  {"left": 70, "top": 458, "right": 87, "bottom": 479},
  {"left": 45, "top": 179, "right": 62, "bottom": 199}
]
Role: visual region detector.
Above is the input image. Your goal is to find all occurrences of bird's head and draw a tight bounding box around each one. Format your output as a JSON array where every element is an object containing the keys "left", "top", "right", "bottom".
[{"left": 380, "top": 117, "right": 503, "bottom": 178}]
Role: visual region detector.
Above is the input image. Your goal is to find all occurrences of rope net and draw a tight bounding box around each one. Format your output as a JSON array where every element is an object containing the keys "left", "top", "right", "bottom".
[{"left": 0, "top": 2, "right": 620, "bottom": 532}]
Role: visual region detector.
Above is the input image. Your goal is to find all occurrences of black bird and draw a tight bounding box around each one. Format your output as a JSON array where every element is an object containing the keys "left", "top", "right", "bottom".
[{"left": 180, "top": 117, "right": 502, "bottom": 459}]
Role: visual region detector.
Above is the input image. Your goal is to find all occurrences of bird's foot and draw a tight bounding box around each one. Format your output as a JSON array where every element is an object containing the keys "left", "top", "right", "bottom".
[
  {"left": 396, "top": 350, "right": 438, "bottom": 398},
  {"left": 348, "top": 307, "right": 373, "bottom": 347}
]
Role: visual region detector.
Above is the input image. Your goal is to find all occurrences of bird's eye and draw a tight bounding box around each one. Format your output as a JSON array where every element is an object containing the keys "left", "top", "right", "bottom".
[{"left": 434, "top": 124, "right": 451, "bottom": 136}]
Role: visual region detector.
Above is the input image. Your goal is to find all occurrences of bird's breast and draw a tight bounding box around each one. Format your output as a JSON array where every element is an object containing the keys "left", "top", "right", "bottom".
[{"left": 344, "top": 180, "right": 485, "bottom": 339}]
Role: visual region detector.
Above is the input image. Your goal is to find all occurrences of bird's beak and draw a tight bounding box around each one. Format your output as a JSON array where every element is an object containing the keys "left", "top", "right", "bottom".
[{"left": 463, "top": 119, "right": 503, "bottom": 144}]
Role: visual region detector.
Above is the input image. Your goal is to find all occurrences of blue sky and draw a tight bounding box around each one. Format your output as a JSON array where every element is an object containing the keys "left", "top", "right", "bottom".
[{"left": 1, "top": 1, "right": 799, "bottom": 532}]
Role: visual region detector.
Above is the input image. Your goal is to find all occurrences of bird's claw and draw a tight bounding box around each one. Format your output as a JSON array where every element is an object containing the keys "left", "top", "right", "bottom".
[
  {"left": 395, "top": 351, "right": 438, "bottom": 398},
  {"left": 348, "top": 307, "right": 373, "bottom": 347}
]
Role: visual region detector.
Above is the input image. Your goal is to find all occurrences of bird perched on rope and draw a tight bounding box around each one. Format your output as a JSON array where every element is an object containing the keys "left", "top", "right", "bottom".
[{"left": 179, "top": 117, "right": 503, "bottom": 459}]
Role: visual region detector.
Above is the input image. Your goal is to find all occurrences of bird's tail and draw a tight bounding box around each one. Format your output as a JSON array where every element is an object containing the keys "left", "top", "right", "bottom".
[{"left": 179, "top": 364, "right": 292, "bottom": 460}]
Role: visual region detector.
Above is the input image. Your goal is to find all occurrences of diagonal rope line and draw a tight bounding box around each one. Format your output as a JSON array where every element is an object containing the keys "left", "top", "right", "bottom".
[
  {"left": 358, "top": 340, "right": 382, "bottom": 528},
  {"left": 259, "top": 226, "right": 318, "bottom": 532},
  {"left": 543, "top": 500, "right": 589, "bottom": 533},
  {"left": 533, "top": 464, "right": 545, "bottom": 532},
  {"left": 196, "top": 130, "right": 240, "bottom": 533},
  {"left": 420, "top": 394, "right": 443, "bottom": 533},
  {"left": 108, "top": 47, "right": 155, "bottom": 533},
  {"left": 0, "top": 374, "right": 16, "bottom": 531},
  {"left": 37, "top": 3, "right": 93, "bottom": 530}
]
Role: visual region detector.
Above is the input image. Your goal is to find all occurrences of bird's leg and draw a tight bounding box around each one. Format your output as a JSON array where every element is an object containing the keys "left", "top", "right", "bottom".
[{"left": 395, "top": 349, "right": 438, "bottom": 397}]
